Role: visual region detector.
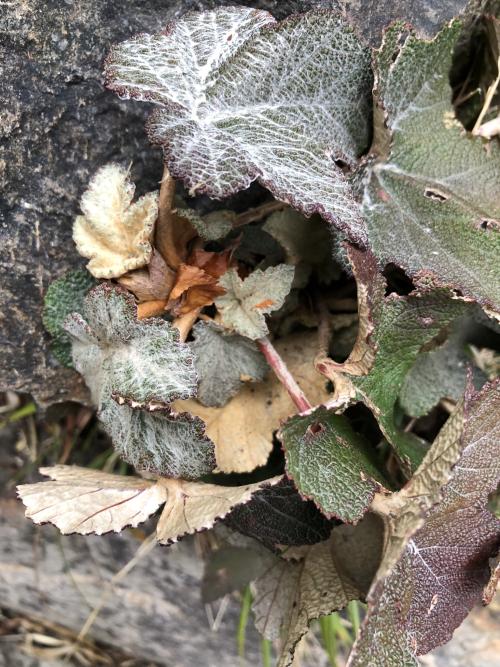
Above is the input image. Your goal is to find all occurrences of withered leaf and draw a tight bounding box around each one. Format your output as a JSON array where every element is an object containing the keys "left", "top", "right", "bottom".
[{"left": 73, "top": 163, "right": 158, "bottom": 279}]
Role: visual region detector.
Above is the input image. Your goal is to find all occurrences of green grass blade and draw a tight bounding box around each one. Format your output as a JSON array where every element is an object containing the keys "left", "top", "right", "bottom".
[
  {"left": 261, "top": 637, "right": 273, "bottom": 667},
  {"left": 237, "top": 585, "right": 252, "bottom": 658}
]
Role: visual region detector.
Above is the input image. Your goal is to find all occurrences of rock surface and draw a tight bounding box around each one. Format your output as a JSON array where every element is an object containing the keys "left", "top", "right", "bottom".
[{"left": 0, "top": 0, "right": 470, "bottom": 406}]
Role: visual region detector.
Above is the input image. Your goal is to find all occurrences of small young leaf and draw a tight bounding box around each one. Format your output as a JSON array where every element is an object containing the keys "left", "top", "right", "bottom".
[
  {"left": 177, "top": 331, "right": 330, "bottom": 473},
  {"left": 17, "top": 465, "right": 168, "bottom": 535},
  {"left": 319, "top": 246, "right": 467, "bottom": 471},
  {"left": 42, "top": 270, "right": 96, "bottom": 367},
  {"left": 73, "top": 164, "right": 158, "bottom": 279},
  {"left": 215, "top": 265, "right": 294, "bottom": 340},
  {"left": 99, "top": 398, "right": 215, "bottom": 479},
  {"left": 17, "top": 466, "right": 282, "bottom": 544},
  {"left": 190, "top": 321, "right": 268, "bottom": 408},
  {"left": 363, "top": 21, "right": 500, "bottom": 314},
  {"left": 224, "top": 478, "right": 334, "bottom": 551},
  {"left": 63, "top": 282, "right": 197, "bottom": 406},
  {"left": 105, "top": 8, "right": 373, "bottom": 242},
  {"left": 347, "top": 381, "right": 500, "bottom": 666},
  {"left": 280, "top": 406, "right": 389, "bottom": 523}
]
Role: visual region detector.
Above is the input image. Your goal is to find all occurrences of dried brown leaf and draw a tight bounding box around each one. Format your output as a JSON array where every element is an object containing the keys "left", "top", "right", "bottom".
[{"left": 176, "top": 331, "right": 330, "bottom": 473}]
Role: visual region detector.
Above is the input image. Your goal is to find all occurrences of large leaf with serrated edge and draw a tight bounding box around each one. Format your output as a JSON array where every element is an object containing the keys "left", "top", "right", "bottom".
[
  {"left": 105, "top": 7, "right": 373, "bottom": 243},
  {"left": 63, "top": 282, "right": 197, "bottom": 406},
  {"left": 99, "top": 398, "right": 215, "bottom": 479},
  {"left": 280, "top": 407, "right": 389, "bottom": 523},
  {"left": 363, "top": 21, "right": 500, "bottom": 314},
  {"left": 347, "top": 380, "right": 500, "bottom": 666},
  {"left": 17, "top": 465, "right": 282, "bottom": 544},
  {"left": 317, "top": 246, "right": 466, "bottom": 472}
]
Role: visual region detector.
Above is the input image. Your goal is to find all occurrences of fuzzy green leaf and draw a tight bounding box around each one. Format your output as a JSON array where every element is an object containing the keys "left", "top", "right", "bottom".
[
  {"left": 105, "top": 7, "right": 373, "bottom": 242},
  {"left": 363, "top": 21, "right": 500, "bottom": 313},
  {"left": 215, "top": 265, "right": 294, "bottom": 340},
  {"left": 99, "top": 399, "right": 215, "bottom": 479},
  {"left": 63, "top": 282, "right": 197, "bottom": 405},
  {"left": 347, "top": 381, "right": 500, "bottom": 666},
  {"left": 177, "top": 208, "right": 234, "bottom": 241},
  {"left": 190, "top": 321, "right": 268, "bottom": 407},
  {"left": 62, "top": 284, "right": 213, "bottom": 478},
  {"left": 280, "top": 407, "right": 389, "bottom": 523},
  {"left": 42, "top": 270, "right": 96, "bottom": 367}
]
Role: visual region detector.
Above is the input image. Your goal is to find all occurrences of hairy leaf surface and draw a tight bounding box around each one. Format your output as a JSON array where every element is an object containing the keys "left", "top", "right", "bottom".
[
  {"left": 105, "top": 8, "right": 373, "bottom": 241},
  {"left": 73, "top": 164, "right": 158, "bottom": 279},
  {"left": 281, "top": 406, "right": 389, "bottom": 523},
  {"left": 99, "top": 399, "right": 215, "bottom": 479},
  {"left": 347, "top": 381, "right": 500, "bottom": 666},
  {"left": 363, "top": 21, "right": 500, "bottom": 313},
  {"left": 63, "top": 282, "right": 197, "bottom": 406},
  {"left": 190, "top": 321, "right": 268, "bottom": 407},
  {"left": 42, "top": 270, "right": 96, "bottom": 367},
  {"left": 215, "top": 265, "right": 294, "bottom": 340}
]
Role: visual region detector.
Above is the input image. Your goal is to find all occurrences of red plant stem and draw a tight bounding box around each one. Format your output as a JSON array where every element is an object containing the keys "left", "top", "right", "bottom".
[{"left": 257, "top": 336, "right": 312, "bottom": 412}]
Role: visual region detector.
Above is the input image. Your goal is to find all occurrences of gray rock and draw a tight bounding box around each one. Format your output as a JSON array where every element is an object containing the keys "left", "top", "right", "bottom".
[{"left": 0, "top": 0, "right": 470, "bottom": 406}]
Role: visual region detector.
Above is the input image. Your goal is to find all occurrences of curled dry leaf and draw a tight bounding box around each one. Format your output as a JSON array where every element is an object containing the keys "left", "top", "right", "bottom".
[
  {"left": 17, "top": 465, "right": 282, "bottom": 544},
  {"left": 176, "top": 331, "right": 330, "bottom": 473},
  {"left": 167, "top": 249, "right": 233, "bottom": 316},
  {"left": 118, "top": 249, "right": 175, "bottom": 303},
  {"left": 73, "top": 163, "right": 158, "bottom": 279}
]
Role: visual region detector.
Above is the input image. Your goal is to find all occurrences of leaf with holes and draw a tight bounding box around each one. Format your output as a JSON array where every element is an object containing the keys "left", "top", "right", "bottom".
[
  {"left": 347, "top": 380, "right": 500, "bottom": 667},
  {"left": 215, "top": 265, "right": 294, "bottom": 340},
  {"left": 318, "top": 246, "right": 467, "bottom": 472},
  {"left": 363, "top": 21, "right": 500, "bottom": 314},
  {"left": 73, "top": 163, "right": 158, "bottom": 279},
  {"left": 280, "top": 406, "right": 390, "bottom": 523},
  {"left": 105, "top": 7, "right": 373, "bottom": 242},
  {"left": 190, "top": 321, "right": 268, "bottom": 408}
]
